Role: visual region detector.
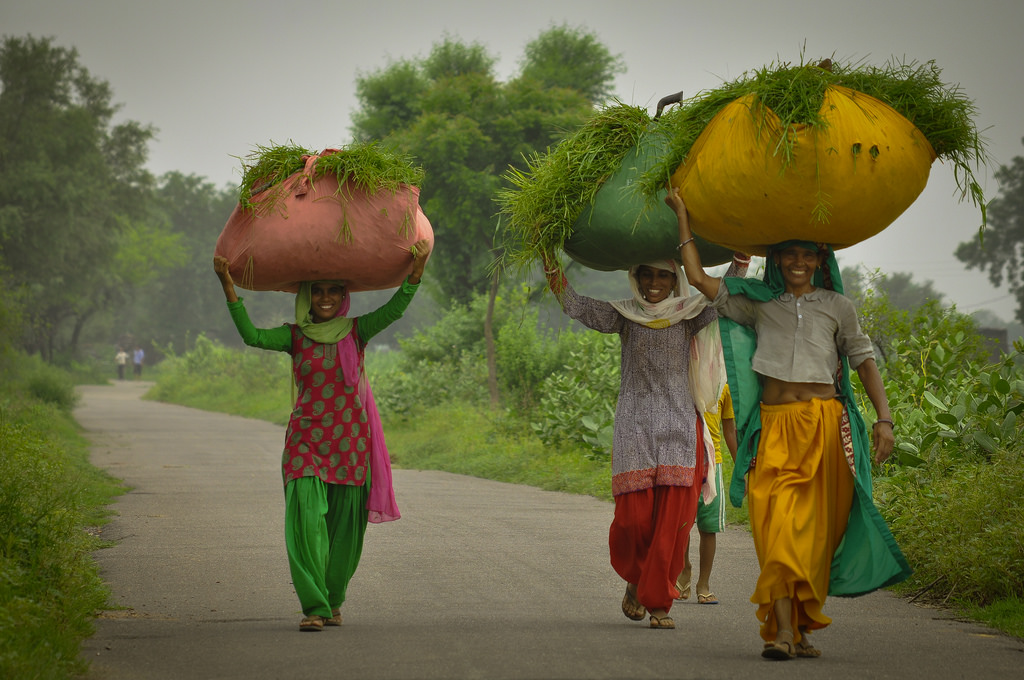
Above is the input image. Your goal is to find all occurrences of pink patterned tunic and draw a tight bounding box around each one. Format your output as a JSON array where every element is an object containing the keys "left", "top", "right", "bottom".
[{"left": 282, "top": 326, "right": 370, "bottom": 486}]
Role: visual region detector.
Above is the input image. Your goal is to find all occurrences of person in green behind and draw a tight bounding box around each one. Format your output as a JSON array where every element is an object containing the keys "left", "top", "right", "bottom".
[
  {"left": 675, "top": 382, "right": 738, "bottom": 606},
  {"left": 213, "top": 239, "right": 430, "bottom": 632}
]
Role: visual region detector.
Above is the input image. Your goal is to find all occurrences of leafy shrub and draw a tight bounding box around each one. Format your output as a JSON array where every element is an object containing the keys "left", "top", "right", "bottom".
[
  {"left": 147, "top": 334, "right": 292, "bottom": 424},
  {"left": 17, "top": 355, "right": 79, "bottom": 412},
  {"left": 375, "top": 283, "right": 568, "bottom": 416},
  {"left": 532, "top": 331, "right": 619, "bottom": 459},
  {"left": 859, "top": 286, "right": 1024, "bottom": 607},
  {"left": 0, "top": 399, "right": 116, "bottom": 679}
]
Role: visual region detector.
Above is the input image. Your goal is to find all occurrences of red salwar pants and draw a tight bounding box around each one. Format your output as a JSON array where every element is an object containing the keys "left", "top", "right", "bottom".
[{"left": 608, "top": 450, "right": 705, "bottom": 613}]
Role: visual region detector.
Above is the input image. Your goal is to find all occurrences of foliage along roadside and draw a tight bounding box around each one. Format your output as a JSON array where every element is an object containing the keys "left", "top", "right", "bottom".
[{"left": 0, "top": 355, "right": 124, "bottom": 679}]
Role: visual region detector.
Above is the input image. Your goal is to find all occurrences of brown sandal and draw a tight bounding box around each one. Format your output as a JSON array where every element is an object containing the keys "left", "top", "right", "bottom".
[
  {"left": 621, "top": 585, "right": 646, "bottom": 621},
  {"left": 762, "top": 630, "right": 796, "bottom": 660},
  {"left": 795, "top": 638, "right": 821, "bottom": 658},
  {"left": 299, "top": 615, "right": 325, "bottom": 632},
  {"left": 325, "top": 609, "right": 342, "bottom": 627}
]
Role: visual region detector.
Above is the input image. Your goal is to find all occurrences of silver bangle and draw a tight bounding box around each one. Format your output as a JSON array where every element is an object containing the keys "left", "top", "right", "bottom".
[{"left": 677, "top": 237, "right": 695, "bottom": 249}]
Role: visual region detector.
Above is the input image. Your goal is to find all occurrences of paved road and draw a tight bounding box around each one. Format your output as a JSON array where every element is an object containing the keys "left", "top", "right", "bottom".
[{"left": 76, "top": 381, "right": 1022, "bottom": 679}]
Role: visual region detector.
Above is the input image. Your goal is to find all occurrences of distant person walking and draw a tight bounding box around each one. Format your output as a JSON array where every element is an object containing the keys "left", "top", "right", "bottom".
[
  {"left": 115, "top": 348, "right": 129, "bottom": 381},
  {"left": 133, "top": 346, "right": 145, "bottom": 378}
]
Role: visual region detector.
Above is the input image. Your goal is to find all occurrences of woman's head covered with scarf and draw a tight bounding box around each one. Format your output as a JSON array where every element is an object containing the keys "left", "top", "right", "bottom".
[
  {"left": 293, "top": 280, "right": 359, "bottom": 386},
  {"left": 764, "top": 240, "right": 845, "bottom": 296}
]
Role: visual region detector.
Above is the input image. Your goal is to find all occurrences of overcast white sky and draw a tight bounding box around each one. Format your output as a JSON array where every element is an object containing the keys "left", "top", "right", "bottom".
[{"left": 5, "top": 0, "right": 1024, "bottom": 319}]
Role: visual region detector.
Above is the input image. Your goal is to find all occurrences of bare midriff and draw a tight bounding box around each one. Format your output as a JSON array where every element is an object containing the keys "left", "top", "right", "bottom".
[{"left": 761, "top": 376, "right": 837, "bottom": 405}]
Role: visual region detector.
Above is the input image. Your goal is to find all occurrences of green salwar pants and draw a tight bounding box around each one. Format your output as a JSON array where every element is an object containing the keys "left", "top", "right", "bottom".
[{"left": 284, "top": 476, "right": 369, "bottom": 618}]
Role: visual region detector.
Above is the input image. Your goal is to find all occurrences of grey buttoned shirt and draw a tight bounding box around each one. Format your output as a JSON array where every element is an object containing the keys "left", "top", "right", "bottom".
[{"left": 712, "top": 283, "right": 876, "bottom": 384}]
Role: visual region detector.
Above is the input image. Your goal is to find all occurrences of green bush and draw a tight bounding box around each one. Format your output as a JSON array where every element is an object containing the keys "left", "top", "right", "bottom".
[
  {"left": 0, "top": 395, "right": 121, "bottom": 679},
  {"left": 859, "top": 288, "right": 1024, "bottom": 609},
  {"left": 532, "top": 330, "right": 619, "bottom": 459},
  {"left": 375, "top": 284, "right": 568, "bottom": 416},
  {"left": 146, "top": 334, "right": 292, "bottom": 424},
  {"left": 9, "top": 354, "right": 79, "bottom": 412}
]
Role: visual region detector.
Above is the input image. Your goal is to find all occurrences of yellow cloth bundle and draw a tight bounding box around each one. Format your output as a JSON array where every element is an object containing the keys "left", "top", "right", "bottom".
[{"left": 671, "top": 85, "right": 937, "bottom": 254}]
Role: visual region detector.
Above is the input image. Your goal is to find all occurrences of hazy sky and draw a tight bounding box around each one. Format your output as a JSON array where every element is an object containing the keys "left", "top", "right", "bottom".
[{"left": 5, "top": 0, "right": 1024, "bottom": 319}]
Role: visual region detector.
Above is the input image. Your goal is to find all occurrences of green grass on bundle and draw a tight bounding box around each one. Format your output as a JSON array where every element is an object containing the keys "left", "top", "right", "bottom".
[
  {"left": 640, "top": 57, "right": 988, "bottom": 211},
  {"left": 496, "top": 103, "right": 652, "bottom": 274},
  {"left": 497, "top": 57, "right": 988, "bottom": 272},
  {"left": 236, "top": 141, "right": 425, "bottom": 213}
]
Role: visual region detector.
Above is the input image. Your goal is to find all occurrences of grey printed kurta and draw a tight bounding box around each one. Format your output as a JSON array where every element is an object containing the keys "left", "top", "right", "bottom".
[{"left": 558, "top": 282, "right": 716, "bottom": 496}]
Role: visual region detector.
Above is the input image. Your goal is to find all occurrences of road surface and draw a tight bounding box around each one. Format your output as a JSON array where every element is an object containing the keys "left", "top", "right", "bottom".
[{"left": 76, "top": 381, "right": 1022, "bottom": 679}]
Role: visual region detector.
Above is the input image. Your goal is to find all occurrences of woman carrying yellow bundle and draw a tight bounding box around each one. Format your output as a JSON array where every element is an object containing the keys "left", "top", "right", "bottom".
[{"left": 667, "top": 187, "right": 910, "bottom": 659}]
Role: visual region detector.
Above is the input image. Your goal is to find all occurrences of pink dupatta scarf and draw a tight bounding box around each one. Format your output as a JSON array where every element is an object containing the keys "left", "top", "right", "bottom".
[
  {"left": 339, "top": 321, "right": 400, "bottom": 523},
  {"left": 298, "top": 283, "right": 400, "bottom": 523}
]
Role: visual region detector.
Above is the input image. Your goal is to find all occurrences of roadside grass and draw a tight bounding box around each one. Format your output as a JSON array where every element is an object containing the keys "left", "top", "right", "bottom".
[
  {"left": 967, "top": 597, "right": 1024, "bottom": 640},
  {"left": 384, "top": 403, "right": 611, "bottom": 501},
  {"left": 144, "top": 335, "right": 292, "bottom": 425},
  {"left": 0, "top": 354, "right": 124, "bottom": 680}
]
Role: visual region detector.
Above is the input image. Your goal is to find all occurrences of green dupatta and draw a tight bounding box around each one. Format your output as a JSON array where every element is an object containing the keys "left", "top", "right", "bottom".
[{"left": 720, "top": 242, "right": 911, "bottom": 596}]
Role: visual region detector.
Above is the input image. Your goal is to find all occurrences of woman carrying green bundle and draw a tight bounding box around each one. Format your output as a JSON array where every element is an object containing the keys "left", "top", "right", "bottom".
[
  {"left": 543, "top": 246, "right": 748, "bottom": 630},
  {"left": 212, "top": 240, "right": 430, "bottom": 632},
  {"left": 667, "top": 187, "right": 909, "bottom": 659}
]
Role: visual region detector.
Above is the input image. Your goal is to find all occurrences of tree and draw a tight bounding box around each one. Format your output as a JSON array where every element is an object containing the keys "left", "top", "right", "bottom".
[
  {"left": 844, "top": 266, "right": 945, "bottom": 311},
  {"left": 956, "top": 138, "right": 1024, "bottom": 323},
  {"left": 516, "top": 23, "right": 625, "bottom": 104},
  {"left": 115, "top": 172, "right": 262, "bottom": 355},
  {"left": 350, "top": 26, "right": 623, "bottom": 304},
  {"left": 0, "top": 35, "right": 158, "bottom": 360}
]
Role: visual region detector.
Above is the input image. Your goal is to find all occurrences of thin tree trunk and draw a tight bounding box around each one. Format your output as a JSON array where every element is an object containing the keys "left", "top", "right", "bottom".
[{"left": 484, "top": 268, "right": 500, "bottom": 409}]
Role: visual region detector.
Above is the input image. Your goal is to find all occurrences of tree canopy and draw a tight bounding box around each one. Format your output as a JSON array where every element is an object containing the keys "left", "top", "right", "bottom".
[
  {"left": 350, "top": 25, "right": 623, "bottom": 303},
  {"left": 0, "top": 35, "right": 160, "bottom": 359},
  {"left": 956, "top": 138, "right": 1024, "bottom": 323}
]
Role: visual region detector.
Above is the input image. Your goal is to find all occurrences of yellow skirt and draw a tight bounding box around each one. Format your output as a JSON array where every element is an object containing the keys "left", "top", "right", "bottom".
[{"left": 748, "top": 398, "right": 854, "bottom": 642}]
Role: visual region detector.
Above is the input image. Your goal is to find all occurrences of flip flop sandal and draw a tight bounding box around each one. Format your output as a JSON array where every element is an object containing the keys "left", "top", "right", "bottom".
[
  {"left": 325, "top": 609, "right": 343, "bottom": 626},
  {"left": 762, "top": 639, "right": 796, "bottom": 660},
  {"left": 674, "top": 577, "right": 691, "bottom": 601},
  {"left": 697, "top": 592, "right": 719, "bottom": 604},
  {"left": 795, "top": 639, "right": 821, "bottom": 658},
  {"left": 649, "top": 614, "right": 675, "bottom": 629},
  {"left": 621, "top": 586, "right": 646, "bottom": 621}
]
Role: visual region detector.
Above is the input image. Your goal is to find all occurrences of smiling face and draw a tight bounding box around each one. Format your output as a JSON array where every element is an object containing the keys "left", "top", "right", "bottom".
[
  {"left": 774, "top": 245, "right": 825, "bottom": 295},
  {"left": 636, "top": 265, "right": 677, "bottom": 304},
  {"left": 309, "top": 282, "right": 346, "bottom": 323}
]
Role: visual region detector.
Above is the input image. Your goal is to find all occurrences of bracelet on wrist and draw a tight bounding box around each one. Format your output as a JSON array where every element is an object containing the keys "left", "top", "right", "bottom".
[
  {"left": 874, "top": 419, "right": 894, "bottom": 430},
  {"left": 677, "top": 237, "right": 695, "bottom": 249}
]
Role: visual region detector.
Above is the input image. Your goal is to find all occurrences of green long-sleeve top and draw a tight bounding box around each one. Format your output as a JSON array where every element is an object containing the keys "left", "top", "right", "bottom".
[
  {"left": 224, "top": 279, "right": 419, "bottom": 487},
  {"left": 225, "top": 279, "right": 420, "bottom": 351}
]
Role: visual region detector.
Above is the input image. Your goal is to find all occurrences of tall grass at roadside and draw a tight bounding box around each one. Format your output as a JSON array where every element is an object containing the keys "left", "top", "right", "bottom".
[
  {"left": 145, "top": 334, "right": 292, "bottom": 425},
  {"left": 878, "top": 447, "right": 1024, "bottom": 608},
  {"left": 0, "top": 356, "right": 123, "bottom": 680},
  {"left": 383, "top": 402, "right": 611, "bottom": 501}
]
